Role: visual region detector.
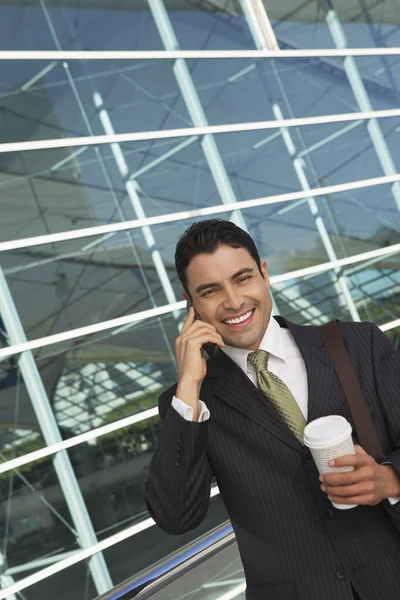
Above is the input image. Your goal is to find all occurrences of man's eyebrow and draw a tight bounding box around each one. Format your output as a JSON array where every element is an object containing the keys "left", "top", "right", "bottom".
[
  {"left": 231, "top": 267, "right": 254, "bottom": 279},
  {"left": 195, "top": 281, "right": 219, "bottom": 294},
  {"left": 195, "top": 268, "right": 255, "bottom": 295}
]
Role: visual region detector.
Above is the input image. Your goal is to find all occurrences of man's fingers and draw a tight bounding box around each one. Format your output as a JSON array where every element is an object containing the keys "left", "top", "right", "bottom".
[
  {"left": 328, "top": 452, "right": 372, "bottom": 469},
  {"left": 180, "top": 319, "right": 219, "bottom": 337},
  {"left": 180, "top": 306, "right": 196, "bottom": 334},
  {"left": 327, "top": 494, "right": 374, "bottom": 506},
  {"left": 322, "top": 482, "right": 373, "bottom": 498},
  {"left": 185, "top": 331, "right": 225, "bottom": 348},
  {"left": 179, "top": 323, "right": 224, "bottom": 345},
  {"left": 321, "top": 467, "right": 373, "bottom": 486}
]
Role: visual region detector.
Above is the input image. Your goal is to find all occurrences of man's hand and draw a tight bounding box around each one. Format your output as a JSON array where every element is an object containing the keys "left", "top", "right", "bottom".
[
  {"left": 320, "top": 445, "right": 400, "bottom": 506},
  {"left": 176, "top": 306, "right": 224, "bottom": 420}
]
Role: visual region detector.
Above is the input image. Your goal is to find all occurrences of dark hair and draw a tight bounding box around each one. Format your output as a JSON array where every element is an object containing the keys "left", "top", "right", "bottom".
[{"left": 175, "top": 219, "right": 263, "bottom": 292}]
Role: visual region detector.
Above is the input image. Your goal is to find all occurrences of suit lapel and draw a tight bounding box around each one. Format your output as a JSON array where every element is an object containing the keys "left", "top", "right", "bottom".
[
  {"left": 207, "top": 317, "right": 335, "bottom": 451},
  {"left": 207, "top": 349, "right": 304, "bottom": 452}
]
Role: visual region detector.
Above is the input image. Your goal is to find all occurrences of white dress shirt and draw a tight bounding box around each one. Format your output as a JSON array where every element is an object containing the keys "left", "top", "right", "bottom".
[{"left": 172, "top": 316, "right": 400, "bottom": 505}]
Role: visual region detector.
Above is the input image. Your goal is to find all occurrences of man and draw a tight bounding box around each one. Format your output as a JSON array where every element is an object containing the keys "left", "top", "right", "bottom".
[{"left": 145, "top": 219, "right": 400, "bottom": 600}]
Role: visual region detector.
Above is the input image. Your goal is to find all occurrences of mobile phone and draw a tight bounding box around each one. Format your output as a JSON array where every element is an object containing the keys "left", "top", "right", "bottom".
[{"left": 186, "top": 299, "right": 217, "bottom": 359}]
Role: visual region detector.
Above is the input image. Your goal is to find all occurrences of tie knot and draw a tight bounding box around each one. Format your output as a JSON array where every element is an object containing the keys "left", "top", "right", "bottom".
[{"left": 248, "top": 349, "right": 269, "bottom": 372}]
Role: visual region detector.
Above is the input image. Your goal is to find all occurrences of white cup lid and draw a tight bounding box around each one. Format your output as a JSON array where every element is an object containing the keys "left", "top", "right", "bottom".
[{"left": 304, "top": 415, "right": 351, "bottom": 447}]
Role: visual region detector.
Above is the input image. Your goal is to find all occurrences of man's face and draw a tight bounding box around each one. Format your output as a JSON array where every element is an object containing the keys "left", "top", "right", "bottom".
[{"left": 184, "top": 244, "right": 272, "bottom": 350}]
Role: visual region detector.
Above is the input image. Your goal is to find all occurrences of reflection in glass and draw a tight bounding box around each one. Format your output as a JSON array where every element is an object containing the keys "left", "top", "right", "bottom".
[
  {"left": 0, "top": 134, "right": 222, "bottom": 243},
  {"left": 3, "top": 229, "right": 180, "bottom": 341},
  {"left": 32, "top": 310, "right": 180, "bottom": 432},
  {"left": 163, "top": 0, "right": 253, "bottom": 51},
  {"left": 264, "top": 0, "right": 400, "bottom": 50},
  {"left": 0, "top": 0, "right": 161, "bottom": 52},
  {"left": 3, "top": 165, "right": 399, "bottom": 341},
  {"left": 0, "top": 59, "right": 192, "bottom": 143},
  {"left": 274, "top": 250, "right": 400, "bottom": 328}
]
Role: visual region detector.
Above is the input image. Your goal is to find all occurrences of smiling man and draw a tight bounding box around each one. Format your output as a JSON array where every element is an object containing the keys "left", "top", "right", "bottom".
[{"left": 144, "top": 219, "right": 400, "bottom": 600}]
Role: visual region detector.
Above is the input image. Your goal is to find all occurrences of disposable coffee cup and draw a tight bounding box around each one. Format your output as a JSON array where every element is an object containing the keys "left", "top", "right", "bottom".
[{"left": 304, "top": 415, "right": 356, "bottom": 510}]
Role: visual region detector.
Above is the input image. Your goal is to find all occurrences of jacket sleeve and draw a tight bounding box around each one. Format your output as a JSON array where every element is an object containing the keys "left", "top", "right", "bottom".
[
  {"left": 144, "top": 385, "right": 213, "bottom": 534},
  {"left": 370, "top": 323, "right": 400, "bottom": 517}
]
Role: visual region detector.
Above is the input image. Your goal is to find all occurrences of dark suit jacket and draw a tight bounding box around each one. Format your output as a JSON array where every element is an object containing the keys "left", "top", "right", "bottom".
[{"left": 144, "top": 318, "right": 400, "bottom": 600}]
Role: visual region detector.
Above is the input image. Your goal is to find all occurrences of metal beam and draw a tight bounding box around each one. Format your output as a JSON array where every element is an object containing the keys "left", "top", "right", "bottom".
[
  {"left": 240, "top": 0, "right": 360, "bottom": 321},
  {"left": 0, "top": 266, "right": 113, "bottom": 595},
  {"left": 326, "top": 7, "right": 400, "bottom": 212}
]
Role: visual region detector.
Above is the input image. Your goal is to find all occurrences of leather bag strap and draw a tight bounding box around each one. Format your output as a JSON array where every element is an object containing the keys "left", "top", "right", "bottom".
[{"left": 320, "top": 320, "right": 384, "bottom": 461}]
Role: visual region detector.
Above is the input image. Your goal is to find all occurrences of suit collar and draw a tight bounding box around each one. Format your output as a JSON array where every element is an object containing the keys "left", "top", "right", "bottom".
[{"left": 207, "top": 316, "right": 333, "bottom": 449}]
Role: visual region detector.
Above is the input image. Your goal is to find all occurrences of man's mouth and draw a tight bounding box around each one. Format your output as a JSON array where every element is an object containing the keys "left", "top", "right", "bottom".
[{"left": 222, "top": 309, "right": 255, "bottom": 328}]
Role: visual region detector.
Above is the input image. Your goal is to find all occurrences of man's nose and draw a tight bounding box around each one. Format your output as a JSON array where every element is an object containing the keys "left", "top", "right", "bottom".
[{"left": 222, "top": 288, "right": 244, "bottom": 312}]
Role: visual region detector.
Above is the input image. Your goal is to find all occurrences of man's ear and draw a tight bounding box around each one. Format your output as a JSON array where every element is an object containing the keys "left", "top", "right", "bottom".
[
  {"left": 261, "top": 260, "right": 270, "bottom": 286},
  {"left": 182, "top": 291, "right": 189, "bottom": 302}
]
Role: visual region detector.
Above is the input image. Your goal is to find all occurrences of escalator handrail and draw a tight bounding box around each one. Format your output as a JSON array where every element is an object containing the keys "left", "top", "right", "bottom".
[{"left": 94, "top": 521, "right": 235, "bottom": 600}]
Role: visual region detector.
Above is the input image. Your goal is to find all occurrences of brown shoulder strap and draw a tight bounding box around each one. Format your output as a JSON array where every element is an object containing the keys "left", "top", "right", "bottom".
[{"left": 320, "top": 320, "right": 384, "bottom": 461}]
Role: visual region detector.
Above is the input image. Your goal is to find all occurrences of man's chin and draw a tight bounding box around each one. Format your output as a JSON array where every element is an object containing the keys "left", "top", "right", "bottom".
[{"left": 223, "top": 331, "right": 262, "bottom": 351}]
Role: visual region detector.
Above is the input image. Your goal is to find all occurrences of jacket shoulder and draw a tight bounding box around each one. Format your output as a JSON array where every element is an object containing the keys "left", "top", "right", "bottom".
[{"left": 336, "top": 319, "right": 373, "bottom": 338}]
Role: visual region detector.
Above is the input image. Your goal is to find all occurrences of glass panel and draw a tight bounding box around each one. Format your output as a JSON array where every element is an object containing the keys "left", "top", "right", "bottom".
[
  {"left": 274, "top": 250, "right": 400, "bottom": 327},
  {"left": 264, "top": 0, "right": 334, "bottom": 50},
  {"left": 0, "top": 60, "right": 91, "bottom": 143},
  {"left": 0, "top": 143, "right": 123, "bottom": 241},
  {"left": 5, "top": 54, "right": 398, "bottom": 148},
  {"left": 264, "top": 0, "right": 400, "bottom": 49},
  {"left": 329, "top": 0, "right": 400, "bottom": 49},
  {"left": 165, "top": 0, "right": 254, "bottom": 50},
  {"left": 273, "top": 273, "right": 352, "bottom": 325},
  {"left": 3, "top": 228, "right": 182, "bottom": 341},
  {"left": 211, "top": 120, "right": 400, "bottom": 206},
  {"left": 0, "top": 2, "right": 58, "bottom": 51},
  {"left": 48, "top": 0, "right": 161, "bottom": 51},
  {"left": 0, "top": 0, "right": 162, "bottom": 52},
  {"left": 190, "top": 56, "right": 371, "bottom": 125},
  {"left": 3, "top": 174, "right": 399, "bottom": 340},
  {"left": 0, "top": 348, "right": 94, "bottom": 600},
  {"left": 148, "top": 185, "right": 399, "bottom": 278},
  {"left": 29, "top": 309, "right": 179, "bottom": 432},
  {"left": 0, "top": 0, "right": 255, "bottom": 52},
  {"left": 12, "top": 561, "right": 96, "bottom": 600},
  {"left": 3, "top": 115, "right": 400, "bottom": 241},
  {"left": 345, "top": 253, "right": 400, "bottom": 326},
  {"left": 0, "top": 453, "right": 88, "bottom": 591},
  {"left": 0, "top": 135, "right": 220, "bottom": 242},
  {"left": 0, "top": 358, "right": 46, "bottom": 465},
  {"left": 0, "top": 59, "right": 192, "bottom": 144}
]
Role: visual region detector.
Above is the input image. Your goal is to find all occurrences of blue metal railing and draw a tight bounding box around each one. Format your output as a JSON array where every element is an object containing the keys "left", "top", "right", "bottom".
[{"left": 95, "top": 521, "right": 234, "bottom": 600}]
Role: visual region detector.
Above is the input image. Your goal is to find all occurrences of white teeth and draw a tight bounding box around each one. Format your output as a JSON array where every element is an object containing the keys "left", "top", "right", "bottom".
[{"left": 224, "top": 310, "right": 253, "bottom": 325}]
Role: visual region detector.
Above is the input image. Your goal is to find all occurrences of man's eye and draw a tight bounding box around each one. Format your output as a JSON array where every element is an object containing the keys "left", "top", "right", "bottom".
[
  {"left": 202, "top": 289, "right": 215, "bottom": 297},
  {"left": 239, "top": 276, "right": 252, "bottom": 283}
]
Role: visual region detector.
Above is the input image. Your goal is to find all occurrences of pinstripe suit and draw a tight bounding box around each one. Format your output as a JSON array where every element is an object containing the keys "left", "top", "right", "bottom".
[{"left": 145, "top": 318, "right": 400, "bottom": 600}]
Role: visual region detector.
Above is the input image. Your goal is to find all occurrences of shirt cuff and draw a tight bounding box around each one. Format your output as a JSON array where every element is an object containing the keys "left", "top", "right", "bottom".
[
  {"left": 172, "top": 396, "right": 210, "bottom": 422},
  {"left": 388, "top": 496, "right": 400, "bottom": 506},
  {"left": 381, "top": 462, "right": 400, "bottom": 505}
]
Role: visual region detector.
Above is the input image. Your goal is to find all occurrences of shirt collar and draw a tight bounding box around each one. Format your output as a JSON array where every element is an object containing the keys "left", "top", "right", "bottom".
[{"left": 222, "top": 315, "right": 287, "bottom": 372}]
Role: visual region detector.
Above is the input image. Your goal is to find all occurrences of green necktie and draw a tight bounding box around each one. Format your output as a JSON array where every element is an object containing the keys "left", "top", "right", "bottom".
[{"left": 248, "top": 350, "right": 306, "bottom": 444}]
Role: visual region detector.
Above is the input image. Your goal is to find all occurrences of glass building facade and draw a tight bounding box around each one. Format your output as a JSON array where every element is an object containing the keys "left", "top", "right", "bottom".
[{"left": 0, "top": 0, "right": 399, "bottom": 598}]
